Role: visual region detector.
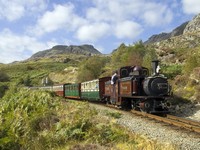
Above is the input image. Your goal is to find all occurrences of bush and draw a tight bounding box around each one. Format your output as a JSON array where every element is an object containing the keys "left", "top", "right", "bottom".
[
  {"left": 183, "top": 54, "right": 200, "bottom": 75},
  {"left": 0, "top": 88, "right": 60, "bottom": 150},
  {"left": 0, "top": 72, "right": 10, "bottom": 82},
  {"left": 162, "top": 64, "right": 183, "bottom": 79},
  {"left": 0, "top": 84, "right": 8, "bottom": 98}
]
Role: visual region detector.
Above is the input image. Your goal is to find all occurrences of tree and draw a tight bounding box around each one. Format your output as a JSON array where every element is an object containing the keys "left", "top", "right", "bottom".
[
  {"left": 111, "top": 41, "right": 147, "bottom": 69},
  {"left": 142, "top": 48, "right": 157, "bottom": 74},
  {"left": 111, "top": 43, "right": 128, "bottom": 69},
  {"left": 77, "top": 56, "right": 109, "bottom": 82}
]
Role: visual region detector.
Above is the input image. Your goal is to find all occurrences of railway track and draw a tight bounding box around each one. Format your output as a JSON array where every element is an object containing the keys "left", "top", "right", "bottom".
[
  {"left": 87, "top": 101, "right": 200, "bottom": 149},
  {"left": 131, "top": 110, "right": 200, "bottom": 134},
  {"left": 102, "top": 103, "right": 200, "bottom": 134},
  {"left": 68, "top": 100, "right": 200, "bottom": 135}
]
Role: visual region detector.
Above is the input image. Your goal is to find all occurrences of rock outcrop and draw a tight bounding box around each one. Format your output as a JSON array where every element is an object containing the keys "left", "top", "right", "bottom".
[
  {"left": 145, "top": 13, "right": 200, "bottom": 64},
  {"left": 144, "top": 21, "right": 189, "bottom": 44},
  {"left": 183, "top": 14, "right": 200, "bottom": 34},
  {"left": 29, "top": 44, "right": 101, "bottom": 60}
]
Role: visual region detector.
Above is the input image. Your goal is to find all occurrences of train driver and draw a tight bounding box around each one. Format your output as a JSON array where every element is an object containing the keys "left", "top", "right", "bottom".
[{"left": 111, "top": 71, "right": 118, "bottom": 104}]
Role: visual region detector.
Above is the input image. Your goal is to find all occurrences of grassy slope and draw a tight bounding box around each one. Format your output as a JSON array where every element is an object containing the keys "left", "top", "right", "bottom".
[
  {"left": 0, "top": 88, "right": 177, "bottom": 150},
  {"left": 0, "top": 61, "right": 78, "bottom": 86}
]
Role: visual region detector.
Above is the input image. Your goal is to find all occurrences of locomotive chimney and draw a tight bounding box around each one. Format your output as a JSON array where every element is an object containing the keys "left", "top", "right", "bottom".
[{"left": 152, "top": 60, "right": 160, "bottom": 75}]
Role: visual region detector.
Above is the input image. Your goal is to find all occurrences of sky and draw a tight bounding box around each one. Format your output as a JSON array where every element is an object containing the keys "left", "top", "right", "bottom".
[{"left": 0, "top": 0, "right": 200, "bottom": 64}]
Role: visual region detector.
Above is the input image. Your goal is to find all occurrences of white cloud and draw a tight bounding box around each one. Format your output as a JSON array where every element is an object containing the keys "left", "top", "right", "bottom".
[
  {"left": 86, "top": 7, "right": 110, "bottom": 22},
  {"left": 76, "top": 23, "right": 110, "bottom": 42},
  {"left": 87, "top": 0, "right": 143, "bottom": 22},
  {"left": 0, "top": 0, "right": 47, "bottom": 21},
  {"left": 182, "top": 0, "right": 200, "bottom": 14},
  {"left": 0, "top": 29, "right": 52, "bottom": 63},
  {"left": 0, "top": 1, "right": 24, "bottom": 21},
  {"left": 31, "top": 1, "right": 174, "bottom": 43},
  {"left": 32, "top": 3, "right": 86, "bottom": 36},
  {"left": 142, "top": 3, "right": 173, "bottom": 26},
  {"left": 89, "top": 0, "right": 173, "bottom": 26},
  {"left": 115, "top": 21, "right": 143, "bottom": 39},
  {"left": 143, "top": 9, "right": 173, "bottom": 26}
]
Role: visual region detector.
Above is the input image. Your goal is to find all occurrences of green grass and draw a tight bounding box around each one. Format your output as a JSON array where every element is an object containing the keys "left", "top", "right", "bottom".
[
  {"left": 0, "top": 88, "right": 177, "bottom": 150},
  {"left": 105, "top": 111, "right": 122, "bottom": 119},
  {"left": 0, "top": 62, "right": 72, "bottom": 86}
]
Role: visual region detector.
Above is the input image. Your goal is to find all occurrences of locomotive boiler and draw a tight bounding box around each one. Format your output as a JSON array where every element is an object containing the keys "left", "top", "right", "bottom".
[{"left": 104, "top": 60, "right": 171, "bottom": 114}]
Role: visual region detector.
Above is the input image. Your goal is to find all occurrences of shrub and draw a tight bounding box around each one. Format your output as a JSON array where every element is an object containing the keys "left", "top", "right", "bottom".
[
  {"left": 183, "top": 54, "right": 199, "bottom": 75},
  {"left": 0, "top": 72, "right": 10, "bottom": 82},
  {"left": 162, "top": 64, "right": 183, "bottom": 79},
  {"left": 0, "top": 88, "right": 60, "bottom": 150},
  {"left": 0, "top": 84, "right": 8, "bottom": 98}
]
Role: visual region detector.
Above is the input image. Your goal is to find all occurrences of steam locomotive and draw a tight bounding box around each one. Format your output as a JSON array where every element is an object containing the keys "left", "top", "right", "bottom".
[
  {"left": 104, "top": 60, "right": 171, "bottom": 113},
  {"left": 34, "top": 60, "right": 171, "bottom": 114}
]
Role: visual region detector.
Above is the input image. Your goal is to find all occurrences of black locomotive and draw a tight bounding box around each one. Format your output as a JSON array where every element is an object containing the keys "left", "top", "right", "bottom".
[{"left": 104, "top": 60, "right": 171, "bottom": 113}]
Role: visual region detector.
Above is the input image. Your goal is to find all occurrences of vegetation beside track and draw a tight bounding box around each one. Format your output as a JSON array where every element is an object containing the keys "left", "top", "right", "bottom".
[{"left": 0, "top": 88, "right": 176, "bottom": 150}]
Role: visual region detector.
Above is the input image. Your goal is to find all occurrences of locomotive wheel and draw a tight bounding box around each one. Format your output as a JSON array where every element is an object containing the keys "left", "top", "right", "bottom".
[
  {"left": 146, "top": 100, "right": 154, "bottom": 113},
  {"left": 140, "top": 100, "right": 154, "bottom": 113},
  {"left": 131, "top": 100, "right": 140, "bottom": 111}
]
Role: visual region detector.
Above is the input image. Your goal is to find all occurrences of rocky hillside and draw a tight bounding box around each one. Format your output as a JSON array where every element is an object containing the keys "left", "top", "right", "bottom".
[
  {"left": 144, "top": 21, "right": 189, "bottom": 45},
  {"left": 145, "top": 13, "right": 200, "bottom": 65},
  {"left": 29, "top": 44, "right": 101, "bottom": 60}
]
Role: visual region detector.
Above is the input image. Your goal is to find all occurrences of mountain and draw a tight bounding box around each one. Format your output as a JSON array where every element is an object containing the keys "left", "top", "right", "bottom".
[
  {"left": 144, "top": 21, "right": 189, "bottom": 45},
  {"left": 144, "top": 13, "right": 200, "bottom": 64},
  {"left": 29, "top": 44, "right": 101, "bottom": 60}
]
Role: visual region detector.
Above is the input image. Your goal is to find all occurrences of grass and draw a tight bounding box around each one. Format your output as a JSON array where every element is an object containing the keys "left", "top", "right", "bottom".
[
  {"left": 0, "top": 61, "right": 75, "bottom": 86},
  {"left": 0, "top": 88, "right": 177, "bottom": 150},
  {"left": 105, "top": 111, "right": 122, "bottom": 119}
]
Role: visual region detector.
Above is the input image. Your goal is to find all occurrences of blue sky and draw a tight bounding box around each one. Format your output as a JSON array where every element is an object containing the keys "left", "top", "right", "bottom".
[{"left": 0, "top": 0, "right": 200, "bottom": 63}]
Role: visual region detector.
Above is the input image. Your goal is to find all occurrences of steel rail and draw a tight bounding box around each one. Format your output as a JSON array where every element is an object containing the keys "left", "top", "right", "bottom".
[{"left": 131, "top": 110, "right": 200, "bottom": 134}]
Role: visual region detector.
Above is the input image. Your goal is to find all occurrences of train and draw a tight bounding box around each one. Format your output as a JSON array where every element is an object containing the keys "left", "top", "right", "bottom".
[{"left": 33, "top": 60, "right": 171, "bottom": 114}]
